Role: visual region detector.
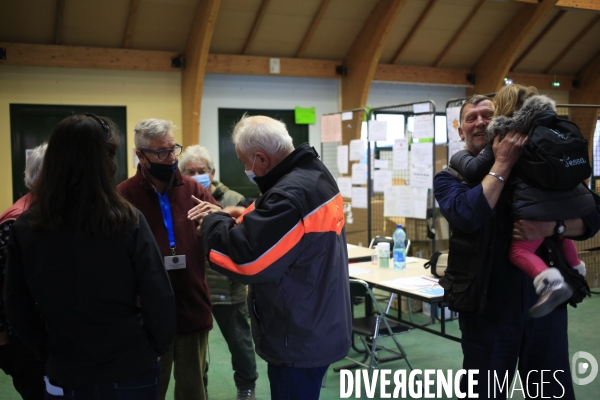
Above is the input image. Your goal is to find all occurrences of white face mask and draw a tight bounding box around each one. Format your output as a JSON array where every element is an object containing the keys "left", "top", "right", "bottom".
[{"left": 245, "top": 156, "right": 258, "bottom": 185}]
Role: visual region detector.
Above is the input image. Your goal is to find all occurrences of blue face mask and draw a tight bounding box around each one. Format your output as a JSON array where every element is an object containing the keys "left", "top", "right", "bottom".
[
  {"left": 192, "top": 173, "right": 211, "bottom": 189},
  {"left": 245, "top": 156, "right": 257, "bottom": 185}
]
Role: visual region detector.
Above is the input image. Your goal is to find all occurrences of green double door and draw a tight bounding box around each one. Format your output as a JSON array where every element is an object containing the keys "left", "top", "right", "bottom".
[
  {"left": 10, "top": 104, "right": 127, "bottom": 203},
  {"left": 218, "top": 109, "right": 309, "bottom": 199}
]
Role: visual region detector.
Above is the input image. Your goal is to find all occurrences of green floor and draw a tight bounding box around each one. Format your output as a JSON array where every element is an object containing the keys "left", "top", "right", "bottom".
[{"left": 1, "top": 294, "right": 599, "bottom": 399}]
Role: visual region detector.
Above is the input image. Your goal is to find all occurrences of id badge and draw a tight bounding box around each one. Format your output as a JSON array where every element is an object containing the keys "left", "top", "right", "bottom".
[
  {"left": 165, "top": 255, "right": 186, "bottom": 270},
  {"left": 44, "top": 376, "right": 64, "bottom": 396}
]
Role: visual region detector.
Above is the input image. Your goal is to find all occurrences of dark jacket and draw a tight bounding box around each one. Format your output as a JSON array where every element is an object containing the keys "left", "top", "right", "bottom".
[
  {"left": 201, "top": 143, "right": 352, "bottom": 367},
  {"left": 118, "top": 166, "right": 217, "bottom": 335},
  {"left": 4, "top": 209, "right": 175, "bottom": 386},
  {"left": 207, "top": 181, "right": 247, "bottom": 305}
]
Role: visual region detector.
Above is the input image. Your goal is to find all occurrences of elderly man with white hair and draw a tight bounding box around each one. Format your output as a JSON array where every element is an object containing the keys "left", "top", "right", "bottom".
[
  {"left": 0, "top": 143, "right": 48, "bottom": 400},
  {"left": 199, "top": 115, "right": 352, "bottom": 400}
]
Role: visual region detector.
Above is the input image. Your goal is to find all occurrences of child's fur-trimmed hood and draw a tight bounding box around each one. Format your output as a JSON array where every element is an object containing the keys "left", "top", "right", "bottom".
[{"left": 485, "top": 95, "right": 556, "bottom": 142}]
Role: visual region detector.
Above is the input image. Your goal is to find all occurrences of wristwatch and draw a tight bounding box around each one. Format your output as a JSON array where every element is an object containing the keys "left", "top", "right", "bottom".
[{"left": 554, "top": 220, "right": 566, "bottom": 236}]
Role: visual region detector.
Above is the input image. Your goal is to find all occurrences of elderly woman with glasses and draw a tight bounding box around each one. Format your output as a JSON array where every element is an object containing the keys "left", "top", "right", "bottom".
[{"left": 4, "top": 114, "right": 176, "bottom": 399}]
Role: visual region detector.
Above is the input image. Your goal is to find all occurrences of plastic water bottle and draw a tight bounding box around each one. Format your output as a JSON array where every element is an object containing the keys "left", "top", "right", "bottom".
[{"left": 393, "top": 225, "right": 407, "bottom": 270}]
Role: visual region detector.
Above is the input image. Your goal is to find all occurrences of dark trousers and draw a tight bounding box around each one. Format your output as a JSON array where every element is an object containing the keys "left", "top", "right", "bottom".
[
  {"left": 43, "top": 365, "right": 159, "bottom": 400},
  {"left": 459, "top": 305, "right": 575, "bottom": 400},
  {"left": 0, "top": 335, "right": 45, "bottom": 400},
  {"left": 267, "top": 364, "right": 328, "bottom": 400},
  {"left": 207, "top": 302, "right": 257, "bottom": 390}
]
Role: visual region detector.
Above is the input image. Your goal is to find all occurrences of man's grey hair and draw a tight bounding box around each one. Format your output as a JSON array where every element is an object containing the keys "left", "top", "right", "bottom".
[
  {"left": 232, "top": 114, "right": 294, "bottom": 160},
  {"left": 134, "top": 119, "right": 175, "bottom": 149},
  {"left": 24, "top": 142, "right": 48, "bottom": 189},
  {"left": 179, "top": 145, "right": 214, "bottom": 173}
]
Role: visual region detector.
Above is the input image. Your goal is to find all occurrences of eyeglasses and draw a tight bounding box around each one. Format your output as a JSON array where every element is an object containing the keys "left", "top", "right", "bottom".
[
  {"left": 140, "top": 144, "right": 183, "bottom": 160},
  {"left": 85, "top": 113, "right": 109, "bottom": 138}
]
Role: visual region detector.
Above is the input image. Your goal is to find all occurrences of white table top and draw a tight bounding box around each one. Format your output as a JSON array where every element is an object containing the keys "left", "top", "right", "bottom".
[{"left": 348, "top": 258, "right": 443, "bottom": 301}]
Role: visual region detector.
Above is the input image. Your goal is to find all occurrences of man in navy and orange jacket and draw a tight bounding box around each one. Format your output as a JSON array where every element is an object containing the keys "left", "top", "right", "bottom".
[{"left": 200, "top": 115, "right": 351, "bottom": 400}]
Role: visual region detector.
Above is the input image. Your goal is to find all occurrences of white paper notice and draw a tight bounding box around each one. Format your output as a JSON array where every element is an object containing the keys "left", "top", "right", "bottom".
[
  {"left": 337, "top": 177, "right": 352, "bottom": 198},
  {"left": 321, "top": 114, "right": 342, "bottom": 142},
  {"left": 373, "top": 170, "right": 393, "bottom": 193},
  {"left": 337, "top": 145, "right": 348, "bottom": 174},
  {"left": 351, "top": 163, "right": 368, "bottom": 185},
  {"left": 410, "top": 142, "right": 433, "bottom": 189},
  {"left": 413, "top": 114, "right": 434, "bottom": 139},
  {"left": 341, "top": 111, "right": 353, "bottom": 121},
  {"left": 413, "top": 103, "right": 430, "bottom": 114},
  {"left": 446, "top": 106, "right": 462, "bottom": 142},
  {"left": 384, "top": 186, "right": 428, "bottom": 218},
  {"left": 368, "top": 120, "right": 388, "bottom": 141},
  {"left": 349, "top": 139, "right": 365, "bottom": 161},
  {"left": 393, "top": 139, "right": 409, "bottom": 170},
  {"left": 351, "top": 187, "right": 368, "bottom": 209},
  {"left": 374, "top": 159, "right": 389, "bottom": 169},
  {"left": 448, "top": 141, "right": 466, "bottom": 164}
]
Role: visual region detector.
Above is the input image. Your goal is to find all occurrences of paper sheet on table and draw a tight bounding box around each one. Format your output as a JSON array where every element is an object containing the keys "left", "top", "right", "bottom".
[
  {"left": 380, "top": 276, "right": 438, "bottom": 290},
  {"left": 393, "top": 139, "right": 409, "bottom": 170},
  {"left": 351, "top": 163, "right": 367, "bottom": 185},
  {"left": 410, "top": 142, "right": 433, "bottom": 189},
  {"left": 368, "top": 120, "right": 388, "bottom": 141},
  {"left": 373, "top": 170, "right": 392, "bottom": 193},
  {"left": 413, "top": 114, "right": 434, "bottom": 139},
  {"left": 351, "top": 187, "right": 368, "bottom": 209},
  {"left": 446, "top": 106, "right": 462, "bottom": 142},
  {"left": 337, "top": 145, "right": 348, "bottom": 174},
  {"left": 321, "top": 114, "right": 342, "bottom": 142},
  {"left": 348, "top": 265, "right": 372, "bottom": 276},
  {"left": 349, "top": 139, "right": 365, "bottom": 161},
  {"left": 383, "top": 186, "right": 428, "bottom": 218},
  {"left": 337, "top": 177, "right": 352, "bottom": 198},
  {"left": 417, "top": 287, "right": 444, "bottom": 296},
  {"left": 341, "top": 111, "right": 353, "bottom": 121}
]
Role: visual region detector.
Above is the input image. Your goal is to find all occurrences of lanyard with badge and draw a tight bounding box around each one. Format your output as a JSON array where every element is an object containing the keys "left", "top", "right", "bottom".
[{"left": 157, "top": 191, "right": 186, "bottom": 270}]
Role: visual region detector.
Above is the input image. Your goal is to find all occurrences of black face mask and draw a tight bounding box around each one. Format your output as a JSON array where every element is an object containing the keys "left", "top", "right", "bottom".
[{"left": 147, "top": 159, "right": 179, "bottom": 182}]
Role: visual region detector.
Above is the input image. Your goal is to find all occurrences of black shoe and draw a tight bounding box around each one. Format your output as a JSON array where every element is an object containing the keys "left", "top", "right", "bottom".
[
  {"left": 236, "top": 388, "right": 255, "bottom": 400},
  {"left": 529, "top": 280, "right": 573, "bottom": 318}
]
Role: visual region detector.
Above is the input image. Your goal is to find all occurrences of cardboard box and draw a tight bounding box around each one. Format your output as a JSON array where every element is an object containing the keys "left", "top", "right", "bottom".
[
  {"left": 422, "top": 302, "right": 458, "bottom": 320},
  {"left": 344, "top": 200, "right": 384, "bottom": 234},
  {"left": 574, "top": 236, "right": 600, "bottom": 252},
  {"left": 435, "top": 144, "right": 448, "bottom": 174},
  {"left": 578, "top": 250, "right": 600, "bottom": 288}
]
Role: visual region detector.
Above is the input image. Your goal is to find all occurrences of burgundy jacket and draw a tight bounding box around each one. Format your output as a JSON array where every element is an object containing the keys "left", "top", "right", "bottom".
[{"left": 118, "top": 166, "right": 218, "bottom": 335}]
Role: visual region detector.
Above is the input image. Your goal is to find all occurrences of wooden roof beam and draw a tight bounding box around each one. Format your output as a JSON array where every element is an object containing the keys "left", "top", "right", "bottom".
[
  {"left": 470, "top": 0, "right": 557, "bottom": 95},
  {"left": 342, "top": 0, "right": 406, "bottom": 110},
  {"left": 391, "top": 0, "right": 438, "bottom": 65},
  {"left": 54, "top": 0, "right": 65, "bottom": 45},
  {"left": 543, "top": 14, "right": 600, "bottom": 74},
  {"left": 295, "top": 0, "right": 331, "bottom": 58},
  {"left": 181, "top": 0, "right": 222, "bottom": 147},
  {"left": 556, "top": 0, "right": 600, "bottom": 12},
  {"left": 433, "top": 0, "right": 485, "bottom": 68},
  {"left": 123, "top": 0, "right": 140, "bottom": 48},
  {"left": 511, "top": 9, "right": 566, "bottom": 71},
  {"left": 341, "top": 0, "right": 407, "bottom": 142},
  {"left": 241, "top": 0, "right": 271, "bottom": 55}
]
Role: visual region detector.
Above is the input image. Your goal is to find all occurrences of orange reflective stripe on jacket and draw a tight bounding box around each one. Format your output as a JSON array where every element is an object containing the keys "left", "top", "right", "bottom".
[{"left": 209, "top": 193, "right": 344, "bottom": 275}]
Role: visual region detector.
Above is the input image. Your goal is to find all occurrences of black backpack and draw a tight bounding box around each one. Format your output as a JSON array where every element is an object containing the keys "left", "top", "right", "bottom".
[{"left": 515, "top": 111, "right": 591, "bottom": 191}]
